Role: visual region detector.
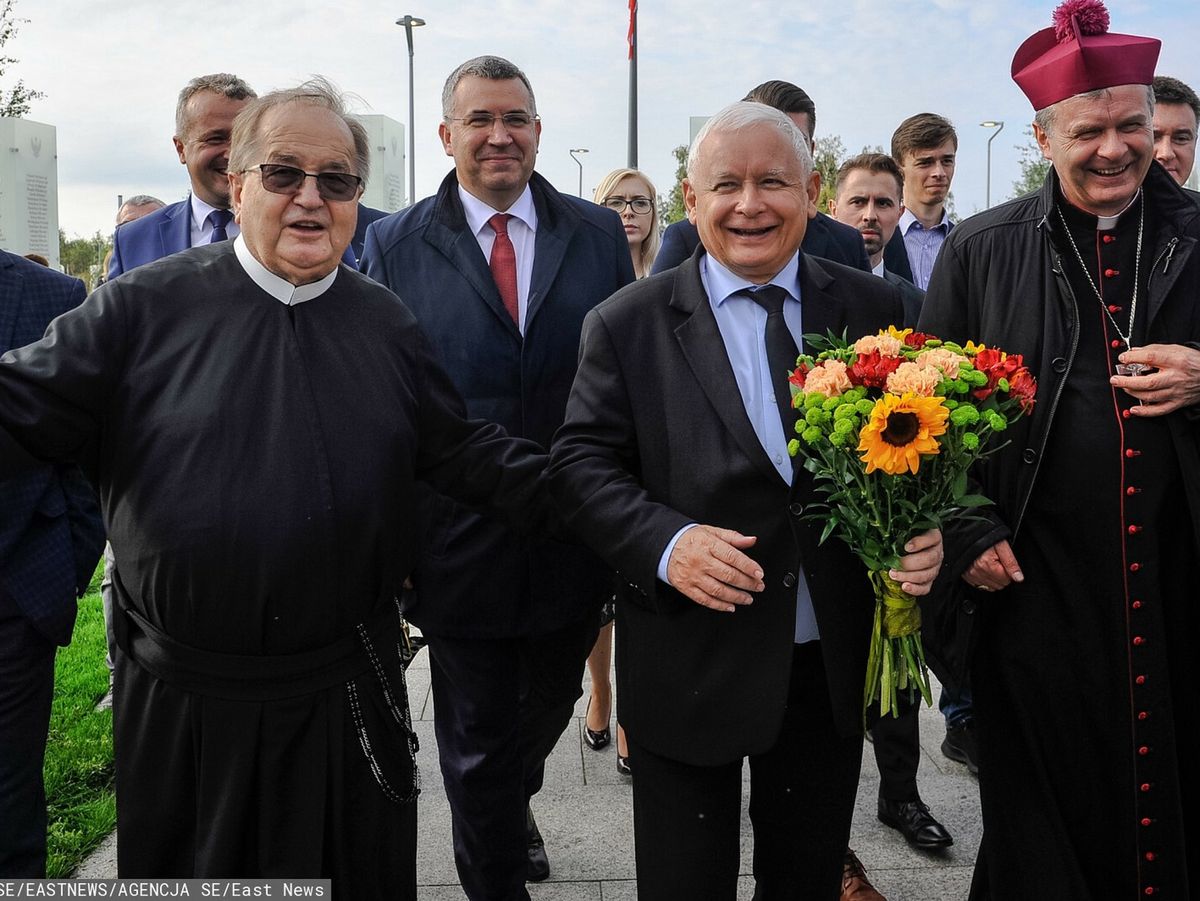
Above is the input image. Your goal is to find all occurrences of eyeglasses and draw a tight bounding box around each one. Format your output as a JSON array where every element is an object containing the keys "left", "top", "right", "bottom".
[
  {"left": 603, "top": 196, "right": 653, "bottom": 215},
  {"left": 445, "top": 113, "right": 540, "bottom": 131},
  {"left": 245, "top": 164, "right": 363, "bottom": 202}
]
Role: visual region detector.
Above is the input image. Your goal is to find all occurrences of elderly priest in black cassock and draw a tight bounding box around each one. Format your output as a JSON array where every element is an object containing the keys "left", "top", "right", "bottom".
[
  {"left": 0, "top": 80, "right": 547, "bottom": 898},
  {"left": 919, "top": 2, "right": 1200, "bottom": 898}
]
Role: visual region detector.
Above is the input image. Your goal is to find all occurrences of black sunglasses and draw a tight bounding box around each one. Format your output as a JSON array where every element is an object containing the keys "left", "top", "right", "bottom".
[{"left": 247, "top": 163, "right": 362, "bottom": 202}]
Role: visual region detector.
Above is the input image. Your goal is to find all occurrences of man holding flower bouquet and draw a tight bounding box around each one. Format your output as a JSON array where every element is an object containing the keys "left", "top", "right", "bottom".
[
  {"left": 549, "top": 102, "right": 942, "bottom": 901},
  {"left": 919, "top": 2, "right": 1200, "bottom": 898}
]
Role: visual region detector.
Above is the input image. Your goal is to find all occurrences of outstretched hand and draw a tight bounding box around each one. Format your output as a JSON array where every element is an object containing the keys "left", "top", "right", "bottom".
[
  {"left": 667, "top": 525, "right": 763, "bottom": 613},
  {"left": 888, "top": 529, "right": 943, "bottom": 596}
]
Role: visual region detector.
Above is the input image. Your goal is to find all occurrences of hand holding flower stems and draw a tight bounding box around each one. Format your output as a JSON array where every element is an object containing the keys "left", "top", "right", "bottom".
[{"left": 786, "top": 327, "right": 1038, "bottom": 720}]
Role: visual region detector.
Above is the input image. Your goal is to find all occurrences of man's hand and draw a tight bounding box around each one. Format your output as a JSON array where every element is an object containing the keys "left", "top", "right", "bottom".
[
  {"left": 888, "top": 529, "right": 944, "bottom": 596},
  {"left": 1111, "top": 344, "right": 1200, "bottom": 416},
  {"left": 962, "top": 539, "right": 1023, "bottom": 592},
  {"left": 667, "top": 525, "right": 764, "bottom": 613}
]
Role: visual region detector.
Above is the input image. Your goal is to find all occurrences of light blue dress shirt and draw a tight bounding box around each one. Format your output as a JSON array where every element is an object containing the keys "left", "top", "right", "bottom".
[
  {"left": 898, "top": 208, "right": 951, "bottom": 291},
  {"left": 656, "top": 253, "right": 819, "bottom": 644}
]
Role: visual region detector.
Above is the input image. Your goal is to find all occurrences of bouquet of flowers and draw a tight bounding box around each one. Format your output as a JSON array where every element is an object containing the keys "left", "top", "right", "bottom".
[{"left": 787, "top": 326, "right": 1036, "bottom": 721}]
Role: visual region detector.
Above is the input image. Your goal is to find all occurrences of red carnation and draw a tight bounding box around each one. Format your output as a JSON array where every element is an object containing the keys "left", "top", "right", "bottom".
[
  {"left": 1009, "top": 368, "right": 1038, "bottom": 414},
  {"left": 789, "top": 361, "right": 811, "bottom": 390},
  {"left": 972, "top": 350, "right": 1028, "bottom": 401},
  {"left": 1053, "top": 0, "right": 1109, "bottom": 44},
  {"left": 850, "top": 349, "right": 902, "bottom": 388},
  {"left": 903, "top": 332, "right": 932, "bottom": 349}
]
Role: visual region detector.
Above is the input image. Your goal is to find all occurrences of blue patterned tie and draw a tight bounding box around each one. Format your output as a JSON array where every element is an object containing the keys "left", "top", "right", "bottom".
[{"left": 207, "top": 209, "right": 233, "bottom": 243}]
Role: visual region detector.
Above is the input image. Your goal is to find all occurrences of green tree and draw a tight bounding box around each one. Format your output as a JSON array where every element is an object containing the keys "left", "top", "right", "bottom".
[
  {"left": 814, "top": 134, "right": 847, "bottom": 211},
  {"left": 59, "top": 229, "right": 111, "bottom": 292},
  {"left": 1011, "top": 128, "right": 1051, "bottom": 199},
  {"left": 1, "top": 0, "right": 44, "bottom": 118},
  {"left": 660, "top": 144, "right": 688, "bottom": 226}
]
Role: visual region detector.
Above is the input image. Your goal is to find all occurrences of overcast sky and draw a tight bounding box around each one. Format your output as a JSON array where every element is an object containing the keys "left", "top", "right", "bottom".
[{"left": 8, "top": 0, "right": 1199, "bottom": 238}]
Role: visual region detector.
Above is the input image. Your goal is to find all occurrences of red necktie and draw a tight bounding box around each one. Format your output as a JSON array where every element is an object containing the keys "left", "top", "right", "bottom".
[{"left": 488, "top": 213, "right": 519, "bottom": 325}]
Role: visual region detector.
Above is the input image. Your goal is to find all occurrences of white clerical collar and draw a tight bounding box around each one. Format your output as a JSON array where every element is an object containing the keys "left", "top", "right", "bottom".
[
  {"left": 1095, "top": 190, "right": 1142, "bottom": 232},
  {"left": 458, "top": 183, "right": 538, "bottom": 237},
  {"left": 233, "top": 235, "right": 338, "bottom": 305}
]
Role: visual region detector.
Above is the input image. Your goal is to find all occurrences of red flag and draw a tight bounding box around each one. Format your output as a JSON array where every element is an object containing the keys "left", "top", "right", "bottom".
[{"left": 627, "top": 0, "right": 637, "bottom": 60}]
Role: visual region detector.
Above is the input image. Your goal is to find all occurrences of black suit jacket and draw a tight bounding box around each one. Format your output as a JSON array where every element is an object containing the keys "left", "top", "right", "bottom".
[
  {"left": 651, "top": 212, "right": 871, "bottom": 275},
  {"left": 883, "top": 229, "right": 914, "bottom": 283},
  {"left": 883, "top": 269, "right": 924, "bottom": 329},
  {"left": 548, "top": 250, "right": 903, "bottom": 764},
  {"left": 361, "top": 171, "right": 635, "bottom": 638}
]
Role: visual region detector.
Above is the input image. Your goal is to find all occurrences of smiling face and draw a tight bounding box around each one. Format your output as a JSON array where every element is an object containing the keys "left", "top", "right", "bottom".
[
  {"left": 173, "top": 90, "right": 251, "bottom": 209},
  {"left": 829, "top": 168, "right": 903, "bottom": 265},
  {"left": 1152, "top": 101, "right": 1198, "bottom": 186},
  {"left": 439, "top": 76, "right": 541, "bottom": 211},
  {"left": 1035, "top": 84, "right": 1154, "bottom": 217},
  {"left": 683, "top": 122, "right": 818, "bottom": 284},
  {"left": 898, "top": 139, "right": 956, "bottom": 209},
  {"left": 229, "top": 102, "right": 361, "bottom": 286}
]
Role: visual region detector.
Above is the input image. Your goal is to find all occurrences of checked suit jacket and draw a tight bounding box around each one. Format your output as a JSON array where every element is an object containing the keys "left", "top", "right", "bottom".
[
  {"left": 0, "top": 251, "right": 104, "bottom": 644},
  {"left": 548, "top": 249, "right": 904, "bottom": 763}
]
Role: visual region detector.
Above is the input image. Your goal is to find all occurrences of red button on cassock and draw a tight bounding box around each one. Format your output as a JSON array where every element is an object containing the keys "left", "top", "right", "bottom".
[
  {"left": 1113, "top": 339, "right": 1124, "bottom": 348},
  {"left": 1141, "top": 817, "right": 1153, "bottom": 826},
  {"left": 1129, "top": 525, "right": 1143, "bottom": 534},
  {"left": 1134, "top": 636, "right": 1145, "bottom": 646},
  {"left": 1132, "top": 600, "right": 1143, "bottom": 609},
  {"left": 1126, "top": 449, "right": 1142, "bottom": 458},
  {"left": 1141, "top": 783, "right": 1151, "bottom": 792},
  {"left": 1131, "top": 563, "right": 1142, "bottom": 572},
  {"left": 1127, "top": 486, "right": 1142, "bottom": 495},
  {"left": 1138, "top": 710, "right": 1149, "bottom": 720},
  {"left": 1136, "top": 675, "right": 1147, "bottom": 685},
  {"left": 1123, "top": 409, "right": 1132, "bottom": 419},
  {"left": 1104, "top": 235, "right": 1116, "bottom": 244},
  {"left": 1145, "top": 852, "right": 1156, "bottom": 861},
  {"left": 1109, "top": 304, "right": 1122, "bottom": 313},
  {"left": 1105, "top": 268, "right": 1120, "bottom": 277},
  {"left": 1145, "top": 887, "right": 1155, "bottom": 896},
  {"left": 1139, "top": 746, "right": 1150, "bottom": 756}
]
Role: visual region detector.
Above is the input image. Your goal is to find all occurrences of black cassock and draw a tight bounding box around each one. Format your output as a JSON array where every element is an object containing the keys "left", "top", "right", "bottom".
[
  {"left": 970, "top": 199, "right": 1196, "bottom": 900},
  {"left": 0, "top": 243, "right": 545, "bottom": 897}
]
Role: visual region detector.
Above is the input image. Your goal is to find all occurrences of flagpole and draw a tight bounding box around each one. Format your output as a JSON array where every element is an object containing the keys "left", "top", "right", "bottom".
[{"left": 627, "top": 1, "right": 638, "bottom": 168}]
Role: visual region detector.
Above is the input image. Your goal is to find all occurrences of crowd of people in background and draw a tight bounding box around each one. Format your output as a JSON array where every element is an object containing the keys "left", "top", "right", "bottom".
[{"left": 2, "top": 1, "right": 1199, "bottom": 899}]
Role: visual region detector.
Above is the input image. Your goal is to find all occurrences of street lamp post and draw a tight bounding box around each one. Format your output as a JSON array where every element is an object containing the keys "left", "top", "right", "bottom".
[
  {"left": 569, "top": 148, "right": 589, "bottom": 198},
  {"left": 980, "top": 120, "right": 1005, "bottom": 209},
  {"left": 396, "top": 14, "right": 426, "bottom": 207}
]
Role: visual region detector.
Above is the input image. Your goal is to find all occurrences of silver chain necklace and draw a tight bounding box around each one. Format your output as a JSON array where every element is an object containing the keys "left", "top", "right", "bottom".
[{"left": 1056, "top": 193, "right": 1144, "bottom": 351}]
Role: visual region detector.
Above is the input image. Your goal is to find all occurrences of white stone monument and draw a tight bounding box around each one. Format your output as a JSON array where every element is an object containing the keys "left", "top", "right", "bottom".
[{"left": 0, "top": 117, "right": 60, "bottom": 268}]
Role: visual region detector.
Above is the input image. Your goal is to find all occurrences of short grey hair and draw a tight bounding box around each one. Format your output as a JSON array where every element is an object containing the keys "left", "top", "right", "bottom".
[
  {"left": 1034, "top": 84, "right": 1155, "bottom": 135},
  {"left": 121, "top": 194, "right": 164, "bottom": 210},
  {"left": 441, "top": 55, "right": 536, "bottom": 120},
  {"left": 175, "top": 73, "right": 256, "bottom": 138},
  {"left": 228, "top": 76, "right": 371, "bottom": 186},
  {"left": 686, "top": 102, "right": 814, "bottom": 183}
]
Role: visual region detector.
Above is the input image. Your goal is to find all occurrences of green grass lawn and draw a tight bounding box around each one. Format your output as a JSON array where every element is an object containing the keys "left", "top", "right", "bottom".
[{"left": 45, "top": 563, "right": 116, "bottom": 877}]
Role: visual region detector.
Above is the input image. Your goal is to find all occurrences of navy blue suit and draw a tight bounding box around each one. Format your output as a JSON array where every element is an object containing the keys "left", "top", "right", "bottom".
[
  {"left": 361, "top": 170, "right": 634, "bottom": 900},
  {"left": 650, "top": 211, "right": 871, "bottom": 275},
  {"left": 108, "top": 197, "right": 385, "bottom": 279},
  {"left": 0, "top": 251, "right": 104, "bottom": 876}
]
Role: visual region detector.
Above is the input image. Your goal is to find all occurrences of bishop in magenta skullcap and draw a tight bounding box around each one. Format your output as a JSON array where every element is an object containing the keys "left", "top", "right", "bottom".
[{"left": 1011, "top": 0, "right": 1160, "bottom": 110}]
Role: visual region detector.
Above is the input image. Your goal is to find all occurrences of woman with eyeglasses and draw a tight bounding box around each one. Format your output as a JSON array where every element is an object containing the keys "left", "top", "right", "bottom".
[
  {"left": 583, "top": 168, "right": 661, "bottom": 777},
  {"left": 594, "top": 168, "right": 661, "bottom": 280}
]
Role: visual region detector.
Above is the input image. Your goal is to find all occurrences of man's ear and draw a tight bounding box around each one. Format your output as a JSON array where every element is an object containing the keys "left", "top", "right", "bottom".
[
  {"left": 807, "top": 171, "right": 821, "bottom": 220},
  {"left": 173, "top": 135, "right": 187, "bottom": 165},
  {"left": 1032, "top": 120, "right": 1053, "bottom": 162},
  {"left": 229, "top": 173, "right": 244, "bottom": 223},
  {"left": 438, "top": 121, "right": 454, "bottom": 158},
  {"left": 683, "top": 179, "right": 698, "bottom": 224}
]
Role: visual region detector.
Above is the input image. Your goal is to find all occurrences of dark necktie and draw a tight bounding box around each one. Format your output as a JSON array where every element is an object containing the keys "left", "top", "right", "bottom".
[
  {"left": 207, "top": 209, "right": 233, "bottom": 244},
  {"left": 739, "top": 285, "right": 800, "bottom": 440},
  {"left": 488, "top": 213, "right": 520, "bottom": 325}
]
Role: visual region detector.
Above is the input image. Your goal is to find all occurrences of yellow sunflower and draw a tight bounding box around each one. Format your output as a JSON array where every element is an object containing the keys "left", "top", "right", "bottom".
[{"left": 857, "top": 392, "right": 950, "bottom": 475}]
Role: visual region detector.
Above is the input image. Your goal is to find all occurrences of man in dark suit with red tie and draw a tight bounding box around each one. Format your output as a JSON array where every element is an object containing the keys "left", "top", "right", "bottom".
[
  {"left": 549, "top": 102, "right": 943, "bottom": 901},
  {"left": 361, "top": 55, "right": 634, "bottom": 901}
]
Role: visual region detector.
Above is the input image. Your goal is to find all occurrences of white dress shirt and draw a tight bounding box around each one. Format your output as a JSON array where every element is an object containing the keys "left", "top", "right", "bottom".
[
  {"left": 190, "top": 194, "right": 240, "bottom": 247},
  {"left": 458, "top": 184, "right": 539, "bottom": 334}
]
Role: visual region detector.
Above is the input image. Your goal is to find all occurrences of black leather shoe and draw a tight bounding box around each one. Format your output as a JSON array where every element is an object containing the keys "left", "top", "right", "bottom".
[
  {"left": 525, "top": 804, "right": 550, "bottom": 882},
  {"left": 584, "top": 699, "right": 611, "bottom": 750},
  {"left": 877, "top": 797, "right": 953, "bottom": 850},
  {"left": 941, "top": 722, "right": 980, "bottom": 775},
  {"left": 616, "top": 754, "right": 631, "bottom": 778}
]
